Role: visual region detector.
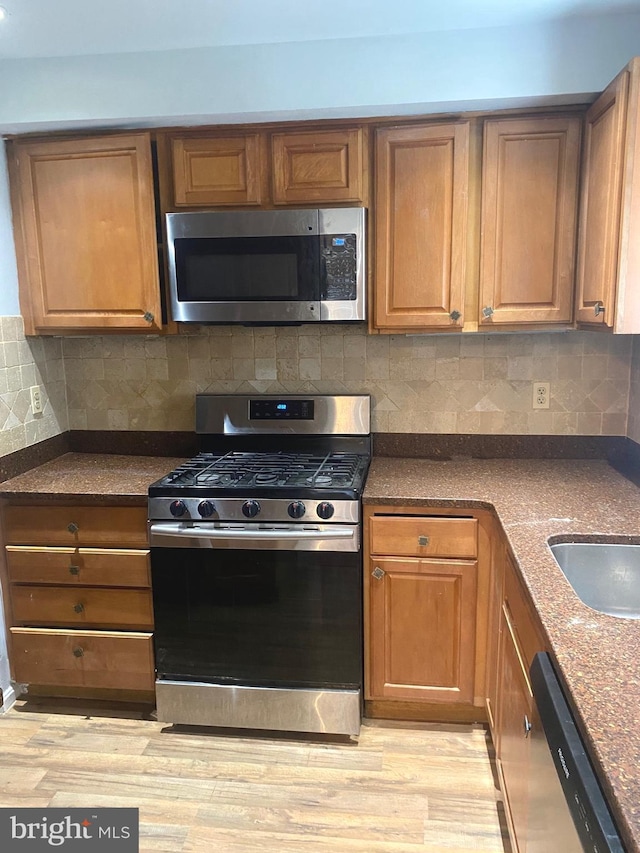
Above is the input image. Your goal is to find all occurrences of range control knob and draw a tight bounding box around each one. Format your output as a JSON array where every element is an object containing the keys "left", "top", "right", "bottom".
[
  {"left": 198, "top": 500, "right": 215, "bottom": 518},
  {"left": 242, "top": 500, "right": 261, "bottom": 518},
  {"left": 316, "top": 501, "right": 335, "bottom": 520},
  {"left": 169, "top": 500, "right": 187, "bottom": 518},
  {"left": 288, "top": 501, "right": 306, "bottom": 519}
]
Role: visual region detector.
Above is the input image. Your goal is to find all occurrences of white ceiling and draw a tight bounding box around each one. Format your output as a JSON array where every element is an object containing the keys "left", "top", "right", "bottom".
[{"left": 0, "top": 0, "right": 639, "bottom": 60}]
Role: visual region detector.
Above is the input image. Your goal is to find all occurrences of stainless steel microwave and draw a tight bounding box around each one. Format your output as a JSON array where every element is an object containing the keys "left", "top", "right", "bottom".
[{"left": 166, "top": 207, "right": 366, "bottom": 324}]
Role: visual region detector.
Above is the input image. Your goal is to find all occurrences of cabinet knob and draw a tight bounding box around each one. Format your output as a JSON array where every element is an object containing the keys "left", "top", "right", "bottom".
[
  {"left": 482, "top": 306, "right": 494, "bottom": 319},
  {"left": 418, "top": 535, "right": 430, "bottom": 546},
  {"left": 594, "top": 301, "right": 605, "bottom": 317},
  {"left": 67, "top": 522, "right": 79, "bottom": 534},
  {"left": 73, "top": 647, "right": 84, "bottom": 658},
  {"left": 73, "top": 603, "right": 84, "bottom": 614},
  {"left": 143, "top": 311, "right": 155, "bottom": 323},
  {"left": 69, "top": 565, "right": 80, "bottom": 576},
  {"left": 449, "top": 310, "right": 461, "bottom": 322},
  {"left": 372, "top": 566, "right": 385, "bottom": 580},
  {"left": 523, "top": 714, "right": 532, "bottom": 737}
]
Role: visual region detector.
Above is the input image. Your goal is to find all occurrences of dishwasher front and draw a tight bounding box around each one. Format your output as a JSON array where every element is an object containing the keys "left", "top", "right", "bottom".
[{"left": 528, "top": 653, "right": 625, "bottom": 853}]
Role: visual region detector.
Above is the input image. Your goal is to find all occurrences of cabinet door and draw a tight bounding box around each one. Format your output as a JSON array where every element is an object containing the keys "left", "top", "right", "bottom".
[
  {"left": 11, "top": 134, "right": 161, "bottom": 334},
  {"left": 480, "top": 116, "right": 581, "bottom": 326},
  {"left": 171, "top": 133, "right": 263, "bottom": 206},
  {"left": 271, "top": 128, "right": 364, "bottom": 204},
  {"left": 485, "top": 538, "right": 505, "bottom": 734},
  {"left": 368, "top": 556, "right": 477, "bottom": 703},
  {"left": 575, "top": 69, "right": 629, "bottom": 327},
  {"left": 374, "top": 122, "right": 469, "bottom": 329},
  {"left": 497, "top": 605, "right": 533, "bottom": 853}
]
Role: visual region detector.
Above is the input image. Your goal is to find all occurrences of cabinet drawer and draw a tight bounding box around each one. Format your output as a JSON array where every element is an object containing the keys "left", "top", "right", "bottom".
[
  {"left": 370, "top": 516, "right": 477, "bottom": 558},
  {"left": 11, "top": 586, "right": 154, "bottom": 630},
  {"left": 10, "top": 628, "right": 154, "bottom": 691},
  {"left": 504, "top": 552, "right": 546, "bottom": 671},
  {"left": 3, "top": 506, "right": 148, "bottom": 547},
  {"left": 6, "top": 547, "right": 150, "bottom": 587}
]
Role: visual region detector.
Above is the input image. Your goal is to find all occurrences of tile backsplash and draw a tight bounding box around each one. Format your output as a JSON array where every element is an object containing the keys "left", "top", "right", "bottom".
[
  {"left": 0, "top": 316, "right": 68, "bottom": 457},
  {"left": 62, "top": 325, "right": 632, "bottom": 436}
]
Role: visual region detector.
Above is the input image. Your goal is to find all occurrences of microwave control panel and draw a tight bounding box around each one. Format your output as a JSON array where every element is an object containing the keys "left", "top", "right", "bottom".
[{"left": 321, "top": 234, "right": 357, "bottom": 301}]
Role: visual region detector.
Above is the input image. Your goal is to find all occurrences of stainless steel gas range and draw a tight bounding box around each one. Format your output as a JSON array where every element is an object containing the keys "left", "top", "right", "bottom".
[{"left": 148, "top": 394, "right": 371, "bottom": 736}]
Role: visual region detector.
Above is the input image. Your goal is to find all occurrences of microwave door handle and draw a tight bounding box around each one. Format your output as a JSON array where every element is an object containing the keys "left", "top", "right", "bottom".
[{"left": 148, "top": 523, "right": 356, "bottom": 542}]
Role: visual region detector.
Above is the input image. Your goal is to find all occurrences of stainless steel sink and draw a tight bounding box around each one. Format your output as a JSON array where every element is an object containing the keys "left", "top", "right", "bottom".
[{"left": 549, "top": 542, "right": 640, "bottom": 619}]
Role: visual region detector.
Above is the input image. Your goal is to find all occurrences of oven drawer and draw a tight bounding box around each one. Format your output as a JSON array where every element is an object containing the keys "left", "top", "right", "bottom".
[
  {"left": 6, "top": 547, "right": 150, "bottom": 587},
  {"left": 10, "top": 628, "right": 155, "bottom": 691},
  {"left": 11, "top": 586, "right": 154, "bottom": 629},
  {"left": 3, "top": 506, "right": 148, "bottom": 547},
  {"left": 369, "top": 516, "right": 478, "bottom": 558}
]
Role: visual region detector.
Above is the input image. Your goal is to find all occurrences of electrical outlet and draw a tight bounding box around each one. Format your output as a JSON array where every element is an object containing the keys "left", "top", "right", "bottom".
[
  {"left": 30, "top": 385, "right": 43, "bottom": 415},
  {"left": 532, "top": 382, "right": 550, "bottom": 410}
]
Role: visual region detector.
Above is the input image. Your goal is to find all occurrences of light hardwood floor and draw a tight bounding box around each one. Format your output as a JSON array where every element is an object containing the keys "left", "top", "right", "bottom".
[{"left": 0, "top": 699, "right": 511, "bottom": 853}]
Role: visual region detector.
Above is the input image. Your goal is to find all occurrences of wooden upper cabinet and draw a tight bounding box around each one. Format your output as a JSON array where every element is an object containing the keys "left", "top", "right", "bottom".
[
  {"left": 271, "top": 128, "right": 365, "bottom": 205},
  {"left": 171, "top": 133, "right": 263, "bottom": 206},
  {"left": 575, "top": 58, "right": 640, "bottom": 332},
  {"left": 10, "top": 134, "right": 161, "bottom": 335},
  {"left": 374, "top": 122, "right": 469, "bottom": 330},
  {"left": 480, "top": 115, "right": 581, "bottom": 327}
]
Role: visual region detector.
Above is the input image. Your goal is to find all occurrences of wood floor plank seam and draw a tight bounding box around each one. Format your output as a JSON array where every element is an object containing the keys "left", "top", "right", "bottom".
[{"left": 0, "top": 701, "right": 510, "bottom": 853}]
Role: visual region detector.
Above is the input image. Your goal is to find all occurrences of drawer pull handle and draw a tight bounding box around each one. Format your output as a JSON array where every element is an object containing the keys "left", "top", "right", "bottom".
[
  {"left": 73, "top": 603, "right": 84, "bottom": 614},
  {"left": 523, "top": 714, "right": 532, "bottom": 738},
  {"left": 73, "top": 647, "right": 84, "bottom": 658},
  {"left": 594, "top": 301, "right": 605, "bottom": 317},
  {"left": 67, "top": 522, "right": 79, "bottom": 534},
  {"left": 69, "top": 566, "right": 80, "bottom": 576},
  {"left": 372, "top": 566, "right": 385, "bottom": 580},
  {"left": 418, "top": 536, "right": 430, "bottom": 546}
]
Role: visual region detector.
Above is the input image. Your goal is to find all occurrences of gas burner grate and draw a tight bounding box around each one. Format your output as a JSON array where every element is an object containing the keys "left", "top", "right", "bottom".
[{"left": 162, "top": 450, "right": 365, "bottom": 490}]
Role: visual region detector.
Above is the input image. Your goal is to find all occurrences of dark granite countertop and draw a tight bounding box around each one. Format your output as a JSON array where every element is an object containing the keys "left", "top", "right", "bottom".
[
  {"left": 364, "top": 457, "right": 640, "bottom": 852},
  {"left": 0, "top": 453, "right": 185, "bottom": 506}
]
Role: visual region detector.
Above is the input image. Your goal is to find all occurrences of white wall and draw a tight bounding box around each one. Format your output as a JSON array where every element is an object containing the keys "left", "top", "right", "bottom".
[
  {"left": 1, "top": 14, "right": 640, "bottom": 133},
  {"left": 0, "top": 144, "right": 20, "bottom": 316}
]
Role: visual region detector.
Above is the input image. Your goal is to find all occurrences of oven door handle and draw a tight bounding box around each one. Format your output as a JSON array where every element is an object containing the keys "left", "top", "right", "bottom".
[{"left": 148, "top": 522, "right": 357, "bottom": 543}]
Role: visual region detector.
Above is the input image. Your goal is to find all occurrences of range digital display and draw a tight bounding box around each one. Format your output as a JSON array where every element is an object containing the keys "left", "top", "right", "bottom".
[{"left": 250, "top": 400, "right": 315, "bottom": 420}]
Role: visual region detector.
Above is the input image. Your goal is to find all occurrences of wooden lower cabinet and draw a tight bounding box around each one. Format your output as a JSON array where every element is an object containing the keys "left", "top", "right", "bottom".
[
  {"left": 366, "top": 505, "right": 549, "bottom": 853},
  {"left": 368, "top": 556, "right": 477, "bottom": 703},
  {"left": 494, "top": 549, "right": 547, "bottom": 853},
  {"left": 365, "top": 506, "right": 492, "bottom": 719},
  {"left": 1, "top": 502, "right": 155, "bottom": 699},
  {"left": 497, "top": 605, "right": 534, "bottom": 853}
]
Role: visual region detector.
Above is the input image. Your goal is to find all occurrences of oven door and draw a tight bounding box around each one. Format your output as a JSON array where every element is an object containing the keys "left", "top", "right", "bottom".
[{"left": 148, "top": 522, "right": 363, "bottom": 735}]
